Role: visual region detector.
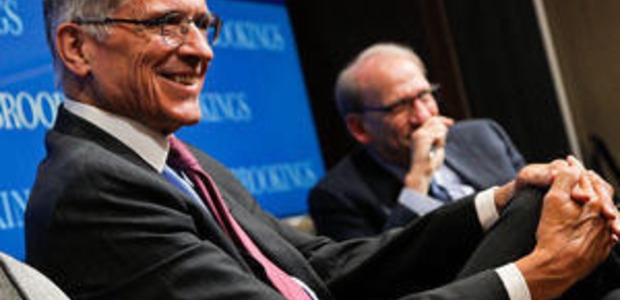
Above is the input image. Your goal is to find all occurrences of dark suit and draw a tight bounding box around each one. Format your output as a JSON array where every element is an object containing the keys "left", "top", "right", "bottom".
[
  {"left": 25, "top": 108, "right": 618, "bottom": 300},
  {"left": 309, "top": 119, "right": 525, "bottom": 240}
]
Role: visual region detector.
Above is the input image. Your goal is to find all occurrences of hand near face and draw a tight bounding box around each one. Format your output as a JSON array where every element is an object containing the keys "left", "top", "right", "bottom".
[
  {"left": 516, "top": 159, "right": 618, "bottom": 300},
  {"left": 403, "top": 116, "right": 454, "bottom": 192}
]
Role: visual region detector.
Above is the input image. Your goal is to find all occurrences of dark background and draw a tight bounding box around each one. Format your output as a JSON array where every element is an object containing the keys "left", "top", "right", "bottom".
[{"left": 286, "top": 0, "right": 571, "bottom": 170}]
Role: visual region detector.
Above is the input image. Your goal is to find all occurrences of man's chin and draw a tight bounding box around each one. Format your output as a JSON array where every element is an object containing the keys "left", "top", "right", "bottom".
[{"left": 178, "top": 113, "right": 201, "bottom": 126}]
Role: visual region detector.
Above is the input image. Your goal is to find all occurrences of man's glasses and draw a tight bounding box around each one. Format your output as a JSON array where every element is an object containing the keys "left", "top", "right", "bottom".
[
  {"left": 73, "top": 12, "right": 222, "bottom": 48},
  {"left": 356, "top": 84, "right": 440, "bottom": 115}
]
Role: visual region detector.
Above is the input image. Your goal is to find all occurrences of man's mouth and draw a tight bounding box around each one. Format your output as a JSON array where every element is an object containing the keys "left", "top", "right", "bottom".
[{"left": 161, "top": 73, "right": 201, "bottom": 85}]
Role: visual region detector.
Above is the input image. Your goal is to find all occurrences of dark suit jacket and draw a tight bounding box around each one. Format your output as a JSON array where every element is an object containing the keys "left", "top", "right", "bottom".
[
  {"left": 26, "top": 108, "right": 513, "bottom": 300},
  {"left": 309, "top": 119, "right": 525, "bottom": 241}
]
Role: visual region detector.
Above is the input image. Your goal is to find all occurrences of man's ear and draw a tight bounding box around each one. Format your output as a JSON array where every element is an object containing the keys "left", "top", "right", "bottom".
[
  {"left": 55, "top": 23, "right": 93, "bottom": 77},
  {"left": 345, "top": 114, "right": 372, "bottom": 145}
]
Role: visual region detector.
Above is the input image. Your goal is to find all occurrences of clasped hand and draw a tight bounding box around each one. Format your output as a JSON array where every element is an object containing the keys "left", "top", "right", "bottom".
[{"left": 505, "top": 156, "right": 619, "bottom": 300}]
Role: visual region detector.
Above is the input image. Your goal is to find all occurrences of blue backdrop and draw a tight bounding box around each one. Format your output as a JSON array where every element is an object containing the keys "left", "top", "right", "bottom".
[{"left": 0, "top": 0, "right": 324, "bottom": 259}]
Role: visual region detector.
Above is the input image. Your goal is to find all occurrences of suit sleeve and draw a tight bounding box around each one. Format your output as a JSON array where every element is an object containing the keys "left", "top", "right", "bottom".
[
  {"left": 295, "top": 198, "right": 495, "bottom": 299},
  {"left": 197, "top": 150, "right": 509, "bottom": 300}
]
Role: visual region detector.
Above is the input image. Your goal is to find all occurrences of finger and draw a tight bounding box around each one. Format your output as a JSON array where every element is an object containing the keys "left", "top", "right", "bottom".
[
  {"left": 423, "top": 119, "right": 450, "bottom": 149},
  {"left": 589, "top": 171, "right": 615, "bottom": 201},
  {"left": 436, "top": 116, "right": 454, "bottom": 127},
  {"left": 548, "top": 163, "right": 582, "bottom": 197},
  {"left": 581, "top": 194, "right": 603, "bottom": 220},
  {"left": 589, "top": 171, "right": 618, "bottom": 219},
  {"left": 549, "top": 159, "right": 569, "bottom": 181},
  {"left": 430, "top": 147, "right": 445, "bottom": 168},
  {"left": 518, "top": 163, "right": 560, "bottom": 188},
  {"left": 612, "top": 218, "right": 620, "bottom": 239},
  {"left": 567, "top": 155, "right": 586, "bottom": 172},
  {"left": 571, "top": 186, "right": 591, "bottom": 203},
  {"left": 565, "top": 157, "right": 593, "bottom": 203},
  {"left": 572, "top": 171, "right": 595, "bottom": 204}
]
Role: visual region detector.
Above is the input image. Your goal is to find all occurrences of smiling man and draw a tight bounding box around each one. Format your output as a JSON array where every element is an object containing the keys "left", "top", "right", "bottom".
[
  {"left": 25, "top": 0, "right": 620, "bottom": 300},
  {"left": 55, "top": 0, "right": 211, "bottom": 134}
]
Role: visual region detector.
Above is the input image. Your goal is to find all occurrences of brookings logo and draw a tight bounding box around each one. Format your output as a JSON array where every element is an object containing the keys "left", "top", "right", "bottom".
[
  {"left": 0, "top": 188, "right": 28, "bottom": 231},
  {"left": 0, "top": 91, "right": 63, "bottom": 130},
  {"left": 215, "top": 20, "right": 285, "bottom": 52},
  {"left": 200, "top": 91, "right": 252, "bottom": 123},
  {"left": 232, "top": 161, "right": 318, "bottom": 195},
  {"left": 0, "top": 0, "right": 23, "bottom": 37}
]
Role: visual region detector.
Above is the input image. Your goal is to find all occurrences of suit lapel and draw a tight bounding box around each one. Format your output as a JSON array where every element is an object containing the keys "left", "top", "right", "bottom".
[
  {"left": 444, "top": 128, "right": 508, "bottom": 189},
  {"left": 53, "top": 107, "right": 249, "bottom": 268},
  {"left": 352, "top": 149, "right": 403, "bottom": 212}
]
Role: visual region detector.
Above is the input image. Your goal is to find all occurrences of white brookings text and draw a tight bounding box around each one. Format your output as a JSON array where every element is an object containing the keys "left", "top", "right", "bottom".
[
  {"left": 0, "top": 189, "right": 28, "bottom": 231},
  {"left": 200, "top": 92, "right": 252, "bottom": 123},
  {"left": 0, "top": 0, "right": 23, "bottom": 37},
  {"left": 232, "top": 161, "right": 318, "bottom": 195},
  {"left": 0, "top": 91, "right": 63, "bottom": 130},
  {"left": 214, "top": 19, "right": 285, "bottom": 52}
]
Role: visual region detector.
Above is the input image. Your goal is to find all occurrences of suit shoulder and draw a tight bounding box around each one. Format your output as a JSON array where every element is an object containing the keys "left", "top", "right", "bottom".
[
  {"left": 449, "top": 119, "right": 508, "bottom": 140},
  {"left": 29, "top": 130, "right": 159, "bottom": 213},
  {"left": 311, "top": 151, "right": 365, "bottom": 192},
  {"left": 452, "top": 119, "right": 498, "bottom": 131}
]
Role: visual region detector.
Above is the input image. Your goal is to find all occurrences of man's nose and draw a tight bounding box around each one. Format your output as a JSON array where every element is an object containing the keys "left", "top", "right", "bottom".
[
  {"left": 409, "top": 100, "right": 432, "bottom": 124},
  {"left": 179, "top": 24, "right": 214, "bottom": 61}
]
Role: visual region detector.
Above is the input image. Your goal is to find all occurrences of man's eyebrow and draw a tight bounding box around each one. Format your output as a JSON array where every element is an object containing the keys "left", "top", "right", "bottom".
[{"left": 145, "top": 9, "right": 181, "bottom": 17}]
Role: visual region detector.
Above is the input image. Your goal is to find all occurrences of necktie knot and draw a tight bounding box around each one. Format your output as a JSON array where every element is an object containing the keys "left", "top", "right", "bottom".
[
  {"left": 167, "top": 136, "right": 200, "bottom": 172},
  {"left": 430, "top": 179, "right": 451, "bottom": 202}
]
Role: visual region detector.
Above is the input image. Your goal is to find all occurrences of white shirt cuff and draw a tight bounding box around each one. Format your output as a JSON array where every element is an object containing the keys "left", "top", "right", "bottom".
[
  {"left": 496, "top": 264, "right": 532, "bottom": 300},
  {"left": 475, "top": 187, "right": 500, "bottom": 231},
  {"left": 398, "top": 188, "right": 444, "bottom": 217}
]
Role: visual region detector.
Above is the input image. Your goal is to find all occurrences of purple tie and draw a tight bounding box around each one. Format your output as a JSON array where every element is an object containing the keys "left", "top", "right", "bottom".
[{"left": 167, "top": 136, "right": 312, "bottom": 300}]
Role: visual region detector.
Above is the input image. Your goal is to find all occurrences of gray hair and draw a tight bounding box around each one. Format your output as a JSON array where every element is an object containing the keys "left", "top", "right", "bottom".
[
  {"left": 334, "top": 43, "right": 427, "bottom": 117},
  {"left": 43, "top": 0, "right": 128, "bottom": 87}
]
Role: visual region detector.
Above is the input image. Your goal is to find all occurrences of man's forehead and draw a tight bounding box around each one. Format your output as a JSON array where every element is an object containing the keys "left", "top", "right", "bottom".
[
  {"left": 360, "top": 56, "right": 429, "bottom": 103},
  {"left": 361, "top": 55, "right": 424, "bottom": 85},
  {"left": 118, "top": 0, "right": 210, "bottom": 15}
]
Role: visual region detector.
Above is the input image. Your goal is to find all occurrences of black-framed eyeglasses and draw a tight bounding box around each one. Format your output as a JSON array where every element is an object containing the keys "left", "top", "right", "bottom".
[
  {"left": 355, "top": 83, "right": 440, "bottom": 115},
  {"left": 72, "top": 12, "right": 222, "bottom": 48}
]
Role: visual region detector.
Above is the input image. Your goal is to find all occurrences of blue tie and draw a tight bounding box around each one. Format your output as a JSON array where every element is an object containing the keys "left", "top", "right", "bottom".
[
  {"left": 162, "top": 165, "right": 208, "bottom": 212},
  {"left": 429, "top": 179, "right": 452, "bottom": 202}
]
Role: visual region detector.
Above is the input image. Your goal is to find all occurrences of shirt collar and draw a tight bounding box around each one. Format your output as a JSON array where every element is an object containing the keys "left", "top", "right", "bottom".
[{"left": 63, "top": 99, "right": 170, "bottom": 172}]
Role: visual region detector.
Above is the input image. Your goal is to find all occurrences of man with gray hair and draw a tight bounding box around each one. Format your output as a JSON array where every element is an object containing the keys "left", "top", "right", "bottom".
[
  {"left": 309, "top": 43, "right": 525, "bottom": 240},
  {"left": 26, "top": 0, "right": 620, "bottom": 300}
]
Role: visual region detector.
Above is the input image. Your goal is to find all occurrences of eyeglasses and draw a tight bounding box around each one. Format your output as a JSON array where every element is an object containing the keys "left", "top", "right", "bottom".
[
  {"left": 72, "top": 12, "right": 222, "bottom": 48},
  {"left": 356, "top": 84, "right": 440, "bottom": 115}
]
